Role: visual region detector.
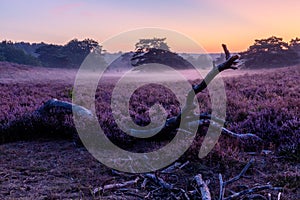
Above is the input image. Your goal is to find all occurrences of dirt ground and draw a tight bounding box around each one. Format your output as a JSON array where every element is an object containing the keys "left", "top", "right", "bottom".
[{"left": 0, "top": 140, "right": 299, "bottom": 199}]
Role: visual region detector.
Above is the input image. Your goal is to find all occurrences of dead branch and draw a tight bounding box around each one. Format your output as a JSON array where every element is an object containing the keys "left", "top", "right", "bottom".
[
  {"left": 245, "top": 194, "right": 268, "bottom": 200},
  {"left": 224, "top": 185, "right": 279, "bottom": 200},
  {"left": 194, "top": 174, "right": 212, "bottom": 200},
  {"left": 185, "top": 120, "right": 263, "bottom": 145},
  {"left": 220, "top": 127, "right": 263, "bottom": 143},
  {"left": 36, "top": 98, "right": 93, "bottom": 118},
  {"left": 161, "top": 162, "right": 182, "bottom": 173},
  {"left": 141, "top": 178, "right": 149, "bottom": 190},
  {"left": 180, "top": 188, "right": 191, "bottom": 200},
  {"left": 93, "top": 177, "right": 139, "bottom": 194},
  {"left": 218, "top": 158, "right": 282, "bottom": 200},
  {"left": 144, "top": 173, "right": 173, "bottom": 190},
  {"left": 169, "top": 46, "right": 240, "bottom": 129},
  {"left": 161, "top": 161, "right": 190, "bottom": 174},
  {"left": 219, "top": 158, "right": 254, "bottom": 200},
  {"left": 225, "top": 158, "right": 255, "bottom": 186}
]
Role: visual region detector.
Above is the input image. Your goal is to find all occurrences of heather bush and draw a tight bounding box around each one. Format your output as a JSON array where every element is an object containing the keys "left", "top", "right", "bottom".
[{"left": 0, "top": 66, "right": 299, "bottom": 161}]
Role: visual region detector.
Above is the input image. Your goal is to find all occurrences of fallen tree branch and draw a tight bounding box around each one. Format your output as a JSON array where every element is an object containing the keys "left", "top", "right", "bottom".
[
  {"left": 144, "top": 173, "right": 174, "bottom": 190},
  {"left": 194, "top": 174, "right": 211, "bottom": 200},
  {"left": 219, "top": 158, "right": 254, "bottom": 200},
  {"left": 36, "top": 98, "right": 93, "bottom": 118},
  {"left": 93, "top": 177, "right": 140, "bottom": 194},
  {"left": 168, "top": 45, "right": 240, "bottom": 130},
  {"left": 218, "top": 158, "right": 282, "bottom": 200},
  {"left": 224, "top": 185, "right": 281, "bottom": 200},
  {"left": 161, "top": 161, "right": 190, "bottom": 173},
  {"left": 220, "top": 127, "right": 263, "bottom": 143},
  {"left": 224, "top": 158, "right": 255, "bottom": 186}
]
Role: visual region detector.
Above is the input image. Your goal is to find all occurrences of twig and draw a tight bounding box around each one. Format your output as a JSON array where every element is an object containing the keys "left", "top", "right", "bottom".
[
  {"left": 194, "top": 174, "right": 211, "bottom": 200},
  {"left": 161, "top": 161, "right": 190, "bottom": 174},
  {"left": 219, "top": 174, "right": 225, "bottom": 200},
  {"left": 225, "top": 158, "right": 255, "bottom": 185},
  {"left": 221, "top": 127, "right": 263, "bottom": 143},
  {"left": 277, "top": 192, "right": 282, "bottom": 200},
  {"left": 161, "top": 162, "right": 182, "bottom": 173},
  {"left": 144, "top": 187, "right": 162, "bottom": 199},
  {"left": 218, "top": 158, "right": 282, "bottom": 200},
  {"left": 219, "top": 158, "right": 254, "bottom": 200},
  {"left": 246, "top": 194, "right": 268, "bottom": 200},
  {"left": 145, "top": 173, "right": 173, "bottom": 190},
  {"left": 93, "top": 177, "right": 140, "bottom": 194},
  {"left": 224, "top": 185, "right": 274, "bottom": 200},
  {"left": 179, "top": 161, "right": 190, "bottom": 170},
  {"left": 179, "top": 188, "right": 190, "bottom": 200},
  {"left": 141, "top": 178, "right": 149, "bottom": 190}
]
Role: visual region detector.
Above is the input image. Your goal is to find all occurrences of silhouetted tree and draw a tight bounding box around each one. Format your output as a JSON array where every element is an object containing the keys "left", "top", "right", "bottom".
[
  {"left": 0, "top": 41, "right": 41, "bottom": 65},
  {"left": 36, "top": 39, "right": 106, "bottom": 68},
  {"left": 289, "top": 37, "right": 300, "bottom": 51},
  {"left": 135, "top": 38, "right": 170, "bottom": 53},
  {"left": 35, "top": 44, "right": 67, "bottom": 68},
  {"left": 13, "top": 42, "right": 45, "bottom": 57},
  {"left": 132, "top": 38, "right": 196, "bottom": 69},
  {"left": 240, "top": 36, "right": 298, "bottom": 68}
]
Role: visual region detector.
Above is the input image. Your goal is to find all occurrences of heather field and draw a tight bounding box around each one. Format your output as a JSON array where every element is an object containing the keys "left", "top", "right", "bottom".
[{"left": 0, "top": 62, "right": 299, "bottom": 199}]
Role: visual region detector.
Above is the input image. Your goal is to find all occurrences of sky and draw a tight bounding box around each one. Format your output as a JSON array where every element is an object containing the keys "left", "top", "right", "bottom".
[{"left": 0, "top": 0, "right": 299, "bottom": 53}]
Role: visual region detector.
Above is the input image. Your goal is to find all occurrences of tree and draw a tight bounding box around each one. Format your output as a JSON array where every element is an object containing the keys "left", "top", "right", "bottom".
[
  {"left": 62, "top": 39, "right": 102, "bottom": 67},
  {"left": 249, "top": 36, "right": 289, "bottom": 53},
  {"left": 240, "top": 36, "right": 298, "bottom": 68},
  {"left": 131, "top": 37, "right": 196, "bottom": 69},
  {"left": 36, "top": 39, "right": 106, "bottom": 68},
  {"left": 289, "top": 37, "right": 300, "bottom": 51},
  {"left": 0, "top": 40, "right": 41, "bottom": 66},
  {"left": 35, "top": 44, "right": 67, "bottom": 68},
  {"left": 13, "top": 42, "right": 46, "bottom": 57},
  {"left": 135, "top": 37, "right": 170, "bottom": 53}
]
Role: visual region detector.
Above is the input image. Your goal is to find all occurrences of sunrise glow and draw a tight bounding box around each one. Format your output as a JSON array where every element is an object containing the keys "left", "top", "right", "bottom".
[{"left": 1, "top": 0, "right": 299, "bottom": 53}]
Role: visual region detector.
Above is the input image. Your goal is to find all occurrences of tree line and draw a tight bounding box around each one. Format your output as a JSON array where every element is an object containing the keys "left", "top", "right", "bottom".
[
  {"left": 0, "top": 36, "right": 299, "bottom": 69},
  {"left": 0, "top": 39, "right": 105, "bottom": 68}
]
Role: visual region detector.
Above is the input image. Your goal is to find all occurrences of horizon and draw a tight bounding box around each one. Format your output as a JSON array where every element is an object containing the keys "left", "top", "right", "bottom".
[
  {"left": 1, "top": 0, "right": 299, "bottom": 53},
  {"left": 0, "top": 35, "right": 299, "bottom": 55}
]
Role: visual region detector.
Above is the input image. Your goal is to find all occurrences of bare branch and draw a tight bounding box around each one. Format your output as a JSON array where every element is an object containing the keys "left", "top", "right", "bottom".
[
  {"left": 224, "top": 185, "right": 275, "bottom": 200},
  {"left": 222, "top": 44, "right": 231, "bottom": 60},
  {"left": 218, "top": 158, "right": 282, "bottom": 200},
  {"left": 225, "top": 158, "right": 255, "bottom": 186},
  {"left": 194, "top": 174, "right": 212, "bottom": 200},
  {"left": 93, "top": 177, "right": 140, "bottom": 194},
  {"left": 219, "top": 174, "right": 225, "bottom": 200},
  {"left": 36, "top": 98, "right": 93, "bottom": 118},
  {"left": 173, "top": 44, "right": 240, "bottom": 128},
  {"left": 220, "top": 128, "right": 263, "bottom": 143},
  {"left": 145, "top": 173, "right": 174, "bottom": 190}
]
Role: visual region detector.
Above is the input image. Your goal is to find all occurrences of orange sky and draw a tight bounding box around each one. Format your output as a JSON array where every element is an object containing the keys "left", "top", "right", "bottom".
[{"left": 0, "top": 0, "right": 299, "bottom": 53}]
